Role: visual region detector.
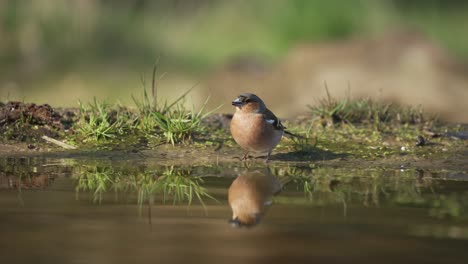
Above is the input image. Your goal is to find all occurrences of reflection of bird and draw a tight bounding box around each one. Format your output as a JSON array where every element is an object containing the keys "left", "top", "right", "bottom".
[
  {"left": 230, "top": 93, "right": 296, "bottom": 161},
  {"left": 228, "top": 170, "right": 282, "bottom": 227}
]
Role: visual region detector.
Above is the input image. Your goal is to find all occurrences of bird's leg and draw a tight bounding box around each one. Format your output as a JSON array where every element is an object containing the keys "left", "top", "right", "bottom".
[
  {"left": 241, "top": 151, "right": 250, "bottom": 161},
  {"left": 265, "top": 151, "right": 271, "bottom": 163}
]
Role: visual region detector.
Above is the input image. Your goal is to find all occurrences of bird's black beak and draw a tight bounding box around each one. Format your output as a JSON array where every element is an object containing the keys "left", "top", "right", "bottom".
[{"left": 231, "top": 97, "right": 243, "bottom": 107}]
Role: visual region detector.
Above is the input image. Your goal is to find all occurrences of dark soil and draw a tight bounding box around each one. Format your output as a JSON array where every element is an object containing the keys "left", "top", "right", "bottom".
[
  {"left": 1, "top": 101, "right": 62, "bottom": 127},
  {"left": 0, "top": 101, "right": 78, "bottom": 144}
]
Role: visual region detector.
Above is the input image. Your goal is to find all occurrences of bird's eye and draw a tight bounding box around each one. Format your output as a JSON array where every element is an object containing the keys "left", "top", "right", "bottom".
[{"left": 245, "top": 99, "right": 251, "bottom": 103}]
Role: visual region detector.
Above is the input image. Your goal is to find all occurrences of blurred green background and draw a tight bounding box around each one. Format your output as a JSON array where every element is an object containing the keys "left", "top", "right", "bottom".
[{"left": 1, "top": 0, "right": 468, "bottom": 108}]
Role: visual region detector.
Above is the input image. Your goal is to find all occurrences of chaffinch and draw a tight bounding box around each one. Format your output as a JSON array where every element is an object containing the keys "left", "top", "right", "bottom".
[
  {"left": 228, "top": 170, "right": 282, "bottom": 227},
  {"left": 230, "top": 93, "right": 295, "bottom": 161}
]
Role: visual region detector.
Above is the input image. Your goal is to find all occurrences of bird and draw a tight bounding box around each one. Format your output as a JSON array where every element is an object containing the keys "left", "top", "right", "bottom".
[
  {"left": 228, "top": 170, "right": 282, "bottom": 227},
  {"left": 230, "top": 93, "right": 296, "bottom": 161}
]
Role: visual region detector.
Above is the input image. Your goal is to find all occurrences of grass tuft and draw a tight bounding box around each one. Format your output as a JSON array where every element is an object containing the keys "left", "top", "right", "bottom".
[
  {"left": 72, "top": 62, "right": 220, "bottom": 145},
  {"left": 152, "top": 96, "right": 219, "bottom": 145},
  {"left": 75, "top": 98, "right": 131, "bottom": 142},
  {"left": 308, "top": 85, "right": 438, "bottom": 127}
]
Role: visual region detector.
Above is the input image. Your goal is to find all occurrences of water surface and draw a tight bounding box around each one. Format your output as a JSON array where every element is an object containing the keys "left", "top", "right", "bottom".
[{"left": 1, "top": 157, "right": 468, "bottom": 264}]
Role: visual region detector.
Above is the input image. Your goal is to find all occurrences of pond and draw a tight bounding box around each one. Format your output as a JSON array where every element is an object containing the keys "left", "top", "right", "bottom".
[{"left": 1, "top": 156, "right": 468, "bottom": 263}]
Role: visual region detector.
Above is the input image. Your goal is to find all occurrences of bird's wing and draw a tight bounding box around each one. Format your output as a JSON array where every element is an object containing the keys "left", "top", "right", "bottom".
[
  {"left": 263, "top": 108, "right": 305, "bottom": 139},
  {"left": 263, "top": 108, "right": 285, "bottom": 131}
]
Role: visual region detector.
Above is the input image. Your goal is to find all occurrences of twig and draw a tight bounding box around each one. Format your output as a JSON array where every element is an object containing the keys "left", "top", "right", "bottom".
[{"left": 42, "top": 136, "right": 77, "bottom": 150}]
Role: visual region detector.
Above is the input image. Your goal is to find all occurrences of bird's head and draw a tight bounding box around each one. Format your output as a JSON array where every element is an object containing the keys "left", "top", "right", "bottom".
[
  {"left": 231, "top": 93, "right": 266, "bottom": 113},
  {"left": 228, "top": 213, "right": 261, "bottom": 228}
]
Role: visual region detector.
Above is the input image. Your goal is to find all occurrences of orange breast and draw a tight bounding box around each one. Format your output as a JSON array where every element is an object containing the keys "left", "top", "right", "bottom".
[{"left": 230, "top": 112, "right": 283, "bottom": 153}]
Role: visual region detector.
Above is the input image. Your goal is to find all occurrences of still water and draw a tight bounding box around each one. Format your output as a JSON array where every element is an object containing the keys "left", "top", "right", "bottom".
[{"left": 1, "top": 157, "right": 468, "bottom": 264}]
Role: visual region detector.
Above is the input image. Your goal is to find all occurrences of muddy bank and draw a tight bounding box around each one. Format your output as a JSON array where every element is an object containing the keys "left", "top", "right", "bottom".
[
  {"left": 1, "top": 139, "right": 467, "bottom": 172},
  {"left": 0, "top": 100, "right": 467, "bottom": 172},
  {"left": 0, "top": 101, "right": 77, "bottom": 144}
]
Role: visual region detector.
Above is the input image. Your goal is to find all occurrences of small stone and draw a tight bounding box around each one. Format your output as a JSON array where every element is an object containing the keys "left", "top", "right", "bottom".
[{"left": 416, "top": 135, "right": 426, "bottom": 146}]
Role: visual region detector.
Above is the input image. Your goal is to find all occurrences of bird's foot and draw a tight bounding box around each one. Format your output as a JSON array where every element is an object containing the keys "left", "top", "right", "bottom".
[
  {"left": 241, "top": 152, "right": 250, "bottom": 161},
  {"left": 265, "top": 151, "right": 271, "bottom": 163}
]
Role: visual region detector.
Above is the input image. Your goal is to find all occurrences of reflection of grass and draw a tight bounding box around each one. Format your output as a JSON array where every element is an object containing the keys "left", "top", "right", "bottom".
[
  {"left": 158, "top": 167, "right": 215, "bottom": 206},
  {"left": 75, "top": 166, "right": 113, "bottom": 203},
  {"left": 429, "top": 193, "right": 468, "bottom": 219},
  {"left": 74, "top": 165, "right": 215, "bottom": 207},
  {"left": 276, "top": 166, "right": 468, "bottom": 220},
  {"left": 293, "top": 168, "right": 425, "bottom": 207}
]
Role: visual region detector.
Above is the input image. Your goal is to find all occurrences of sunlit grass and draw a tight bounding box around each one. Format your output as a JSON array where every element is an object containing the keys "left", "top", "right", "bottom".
[
  {"left": 72, "top": 63, "right": 219, "bottom": 145},
  {"left": 132, "top": 88, "right": 158, "bottom": 134},
  {"left": 288, "top": 122, "right": 317, "bottom": 154},
  {"left": 308, "top": 85, "right": 438, "bottom": 128},
  {"left": 130, "top": 64, "right": 221, "bottom": 145},
  {"left": 278, "top": 87, "right": 445, "bottom": 160},
  {"left": 152, "top": 97, "right": 219, "bottom": 145},
  {"left": 75, "top": 98, "right": 132, "bottom": 142}
]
